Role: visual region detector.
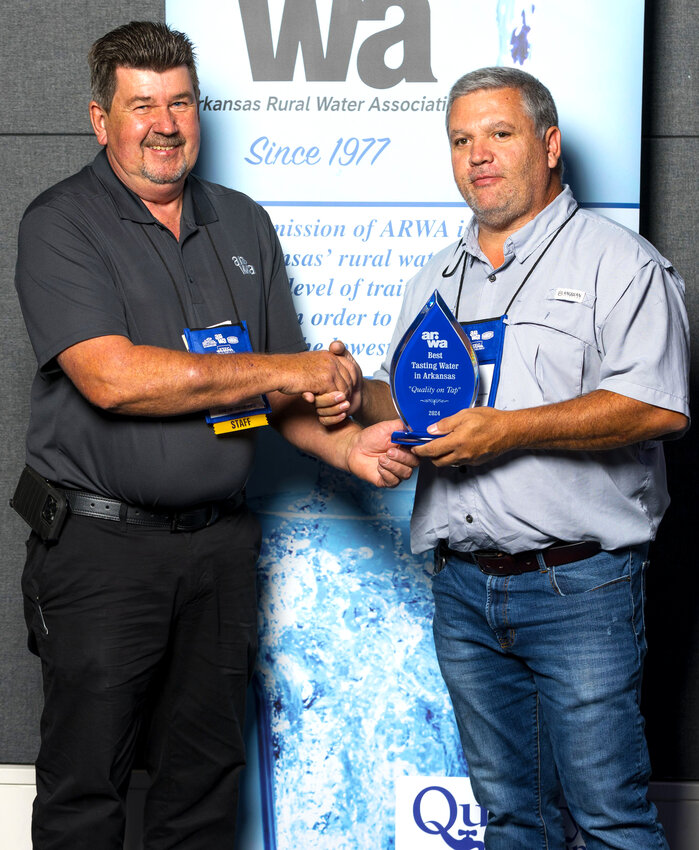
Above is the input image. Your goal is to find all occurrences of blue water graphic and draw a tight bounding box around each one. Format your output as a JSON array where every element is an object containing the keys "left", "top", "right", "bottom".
[{"left": 250, "top": 463, "right": 467, "bottom": 848}]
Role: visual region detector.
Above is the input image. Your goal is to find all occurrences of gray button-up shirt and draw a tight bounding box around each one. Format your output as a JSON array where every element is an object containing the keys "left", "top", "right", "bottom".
[{"left": 374, "top": 187, "right": 690, "bottom": 554}]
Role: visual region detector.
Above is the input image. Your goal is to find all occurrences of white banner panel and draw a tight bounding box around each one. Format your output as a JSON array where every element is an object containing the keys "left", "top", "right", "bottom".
[
  {"left": 168, "top": 0, "right": 643, "bottom": 375},
  {"left": 165, "top": 3, "right": 645, "bottom": 848}
]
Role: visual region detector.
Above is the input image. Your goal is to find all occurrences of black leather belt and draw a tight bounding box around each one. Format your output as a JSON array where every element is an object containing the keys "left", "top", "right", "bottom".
[
  {"left": 437, "top": 540, "right": 601, "bottom": 576},
  {"left": 59, "top": 488, "right": 244, "bottom": 532}
]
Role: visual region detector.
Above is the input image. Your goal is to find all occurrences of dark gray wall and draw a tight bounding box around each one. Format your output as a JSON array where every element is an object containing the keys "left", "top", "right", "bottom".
[
  {"left": 0, "top": 0, "right": 166, "bottom": 763},
  {"left": 640, "top": 0, "right": 698, "bottom": 781},
  {"left": 1, "top": 1, "right": 697, "bottom": 778}
]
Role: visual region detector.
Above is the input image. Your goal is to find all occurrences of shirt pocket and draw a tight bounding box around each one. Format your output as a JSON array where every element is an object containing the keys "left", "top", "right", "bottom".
[{"left": 502, "top": 291, "right": 598, "bottom": 406}]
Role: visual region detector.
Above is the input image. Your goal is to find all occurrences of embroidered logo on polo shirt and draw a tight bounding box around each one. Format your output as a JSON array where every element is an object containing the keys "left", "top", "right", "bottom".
[
  {"left": 232, "top": 255, "right": 256, "bottom": 275},
  {"left": 554, "top": 287, "right": 585, "bottom": 303}
]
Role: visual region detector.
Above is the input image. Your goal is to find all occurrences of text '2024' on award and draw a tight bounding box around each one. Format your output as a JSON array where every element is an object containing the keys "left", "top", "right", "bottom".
[{"left": 390, "top": 290, "right": 479, "bottom": 444}]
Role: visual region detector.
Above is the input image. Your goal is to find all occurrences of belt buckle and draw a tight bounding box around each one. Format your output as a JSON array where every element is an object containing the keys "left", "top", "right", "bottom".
[
  {"left": 477, "top": 556, "right": 510, "bottom": 576},
  {"left": 170, "top": 508, "right": 195, "bottom": 532},
  {"left": 475, "top": 549, "right": 539, "bottom": 576},
  {"left": 169, "top": 504, "right": 219, "bottom": 532}
]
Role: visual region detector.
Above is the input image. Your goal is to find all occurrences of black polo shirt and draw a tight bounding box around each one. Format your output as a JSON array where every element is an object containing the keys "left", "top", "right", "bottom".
[{"left": 16, "top": 149, "right": 305, "bottom": 507}]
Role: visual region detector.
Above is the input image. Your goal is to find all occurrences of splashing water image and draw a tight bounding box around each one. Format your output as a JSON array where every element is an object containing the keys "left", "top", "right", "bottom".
[
  {"left": 497, "top": 1, "right": 536, "bottom": 65},
  {"left": 251, "top": 465, "right": 467, "bottom": 849}
]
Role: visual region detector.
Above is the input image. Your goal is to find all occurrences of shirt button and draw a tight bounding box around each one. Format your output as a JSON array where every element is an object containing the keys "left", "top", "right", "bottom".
[
  {"left": 465, "top": 514, "right": 474, "bottom": 523},
  {"left": 488, "top": 274, "right": 496, "bottom": 282}
]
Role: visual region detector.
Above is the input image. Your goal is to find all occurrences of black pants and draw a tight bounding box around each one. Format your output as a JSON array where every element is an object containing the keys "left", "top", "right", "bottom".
[{"left": 22, "top": 508, "right": 261, "bottom": 850}]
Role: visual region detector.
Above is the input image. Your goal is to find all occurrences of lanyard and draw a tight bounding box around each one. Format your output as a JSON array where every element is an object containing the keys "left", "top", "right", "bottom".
[
  {"left": 445, "top": 203, "right": 580, "bottom": 320},
  {"left": 442, "top": 204, "right": 579, "bottom": 407}
]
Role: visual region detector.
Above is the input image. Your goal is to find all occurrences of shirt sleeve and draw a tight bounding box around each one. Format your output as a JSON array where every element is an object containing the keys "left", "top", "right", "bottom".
[
  {"left": 15, "top": 201, "right": 130, "bottom": 371},
  {"left": 597, "top": 258, "right": 690, "bottom": 417}
]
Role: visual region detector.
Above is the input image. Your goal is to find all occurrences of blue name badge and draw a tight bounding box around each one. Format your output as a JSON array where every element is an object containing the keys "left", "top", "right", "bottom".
[
  {"left": 461, "top": 315, "right": 507, "bottom": 408},
  {"left": 390, "top": 290, "right": 479, "bottom": 444},
  {"left": 183, "top": 322, "right": 271, "bottom": 435}
]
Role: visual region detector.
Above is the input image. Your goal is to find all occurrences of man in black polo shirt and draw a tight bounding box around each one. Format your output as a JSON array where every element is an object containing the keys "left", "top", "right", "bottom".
[{"left": 14, "top": 21, "right": 414, "bottom": 850}]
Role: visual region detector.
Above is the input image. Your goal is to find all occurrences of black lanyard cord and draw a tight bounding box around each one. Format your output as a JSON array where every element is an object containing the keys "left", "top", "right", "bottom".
[
  {"left": 502, "top": 203, "right": 579, "bottom": 315},
  {"left": 441, "top": 236, "right": 468, "bottom": 279},
  {"left": 442, "top": 236, "right": 469, "bottom": 318},
  {"left": 453, "top": 203, "right": 580, "bottom": 319}
]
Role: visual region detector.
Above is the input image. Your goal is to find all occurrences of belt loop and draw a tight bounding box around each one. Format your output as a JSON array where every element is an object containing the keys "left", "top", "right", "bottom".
[
  {"left": 118, "top": 502, "right": 128, "bottom": 524},
  {"left": 206, "top": 504, "right": 220, "bottom": 527}
]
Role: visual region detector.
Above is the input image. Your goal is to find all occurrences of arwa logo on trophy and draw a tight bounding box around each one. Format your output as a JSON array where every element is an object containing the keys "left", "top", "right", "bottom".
[{"left": 390, "top": 290, "right": 479, "bottom": 444}]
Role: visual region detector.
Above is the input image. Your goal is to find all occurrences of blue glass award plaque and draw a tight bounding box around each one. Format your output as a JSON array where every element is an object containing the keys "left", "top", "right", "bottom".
[{"left": 390, "top": 290, "right": 479, "bottom": 444}]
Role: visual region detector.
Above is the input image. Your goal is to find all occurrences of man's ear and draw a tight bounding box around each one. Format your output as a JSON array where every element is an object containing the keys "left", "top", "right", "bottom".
[
  {"left": 545, "top": 125, "right": 562, "bottom": 170},
  {"left": 89, "top": 101, "right": 109, "bottom": 147}
]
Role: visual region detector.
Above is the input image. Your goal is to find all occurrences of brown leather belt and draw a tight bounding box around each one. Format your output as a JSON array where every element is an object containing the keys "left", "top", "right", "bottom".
[{"left": 437, "top": 540, "right": 601, "bottom": 576}]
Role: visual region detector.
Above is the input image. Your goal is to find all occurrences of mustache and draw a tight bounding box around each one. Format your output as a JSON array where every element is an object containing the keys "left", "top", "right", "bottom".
[{"left": 143, "top": 134, "right": 186, "bottom": 148}]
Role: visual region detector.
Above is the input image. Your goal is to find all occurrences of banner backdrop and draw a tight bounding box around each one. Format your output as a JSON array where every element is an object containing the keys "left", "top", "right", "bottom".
[{"left": 166, "top": 2, "right": 645, "bottom": 848}]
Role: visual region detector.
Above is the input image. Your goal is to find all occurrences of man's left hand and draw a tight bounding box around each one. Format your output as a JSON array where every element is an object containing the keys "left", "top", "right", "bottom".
[{"left": 347, "top": 419, "right": 418, "bottom": 487}]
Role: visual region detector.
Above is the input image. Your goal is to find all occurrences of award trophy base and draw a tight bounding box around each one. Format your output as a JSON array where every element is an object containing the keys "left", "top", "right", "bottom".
[{"left": 391, "top": 429, "right": 445, "bottom": 445}]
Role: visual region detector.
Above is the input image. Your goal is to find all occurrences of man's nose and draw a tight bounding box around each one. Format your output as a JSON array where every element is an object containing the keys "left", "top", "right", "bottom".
[
  {"left": 152, "top": 106, "right": 178, "bottom": 135},
  {"left": 469, "top": 138, "right": 493, "bottom": 165}
]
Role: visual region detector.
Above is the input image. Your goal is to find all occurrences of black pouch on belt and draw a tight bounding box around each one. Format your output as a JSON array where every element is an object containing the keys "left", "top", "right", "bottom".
[{"left": 10, "top": 465, "right": 69, "bottom": 543}]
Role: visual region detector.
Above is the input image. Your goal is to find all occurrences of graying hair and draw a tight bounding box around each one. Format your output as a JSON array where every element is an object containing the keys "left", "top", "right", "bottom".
[
  {"left": 89, "top": 21, "right": 199, "bottom": 111},
  {"left": 446, "top": 67, "right": 558, "bottom": 138}
]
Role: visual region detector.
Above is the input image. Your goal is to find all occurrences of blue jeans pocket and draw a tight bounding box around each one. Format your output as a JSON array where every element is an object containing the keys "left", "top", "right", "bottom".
[{"left": 548, "top": 549, "right": 630, "bottom": 596}]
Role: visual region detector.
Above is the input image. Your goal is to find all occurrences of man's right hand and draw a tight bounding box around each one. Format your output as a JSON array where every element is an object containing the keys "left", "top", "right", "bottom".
[
  {"left": 301, "top": 340, "right": 364, "bottom": 426},
  {"left": 278, "top": 346, "right": 361, "bottom": 402}
]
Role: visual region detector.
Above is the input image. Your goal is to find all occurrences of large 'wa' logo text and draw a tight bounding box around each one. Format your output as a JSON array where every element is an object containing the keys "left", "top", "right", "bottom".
[{"left": 238, "top": 0, "right": 436, "bottom": 89}]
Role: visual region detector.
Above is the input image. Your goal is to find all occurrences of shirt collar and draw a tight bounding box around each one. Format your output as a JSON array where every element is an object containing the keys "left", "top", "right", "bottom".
[
  {"left": 90, "top": 148, "right": 219, "bottom": 228},
  {"left": 462, "top": 185, "right": 578, "bottom": 266}
]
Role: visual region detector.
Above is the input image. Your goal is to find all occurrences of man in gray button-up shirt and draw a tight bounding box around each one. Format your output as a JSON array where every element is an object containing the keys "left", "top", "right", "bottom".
[{"left": 316, "top": 67, "right": 689, "bottom": 849}]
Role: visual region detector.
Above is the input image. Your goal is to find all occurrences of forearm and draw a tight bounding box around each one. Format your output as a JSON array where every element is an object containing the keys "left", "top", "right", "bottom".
[
  {"left": 417, "top": 389, "right": 689, "bottom": 467},
  {"left": 271, "top": 392, "right": 418, "bottom": 487},
  {"left": 500, "top": 390, "right": 688, "bottom": 451},
  {"left": 271, "top": 393, "right": 356, "bottom": 471},
  {"left": 354, "top": 378, "right": 398, "bottom": 426},
  {"left": 57, "top": 335, "right": 353, "bottom": 416}
]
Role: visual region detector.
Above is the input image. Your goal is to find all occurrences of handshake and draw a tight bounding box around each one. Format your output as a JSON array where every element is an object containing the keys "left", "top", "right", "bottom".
[
  {"left": 274, "top": 340, "right": 418, "bottom": 489},
  {"left": 295, "top": 340, "right": 366, "bottom": 426}
]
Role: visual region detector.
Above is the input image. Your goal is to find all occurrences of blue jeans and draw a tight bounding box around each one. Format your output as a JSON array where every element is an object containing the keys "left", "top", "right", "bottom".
[{"left": 432, "top": 544, "right": 668, "bottom": 850}]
